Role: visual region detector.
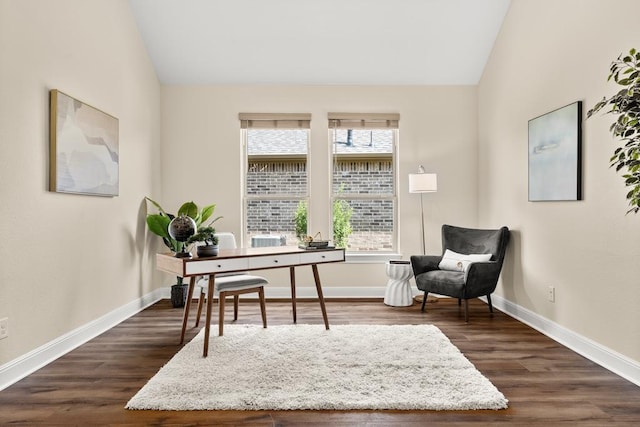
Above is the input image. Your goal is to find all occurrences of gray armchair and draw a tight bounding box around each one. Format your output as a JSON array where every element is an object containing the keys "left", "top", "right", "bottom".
[{"left": 410, "top": 224, "right": 510, "bottom": 322}]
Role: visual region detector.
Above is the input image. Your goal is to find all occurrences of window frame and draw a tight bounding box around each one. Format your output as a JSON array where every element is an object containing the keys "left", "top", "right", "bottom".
[
  {"left": 240, "top": 113, "right": 311, "bottom": 248},
  {"left": 329, "top": 119, "right": 400, "bottom": 256}
]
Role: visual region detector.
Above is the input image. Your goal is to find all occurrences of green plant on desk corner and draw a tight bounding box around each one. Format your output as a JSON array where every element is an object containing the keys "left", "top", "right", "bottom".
[
  {"left": 186, "top": 226, "right": 219, "bottom": 246},
  {"left": 145, "top": 197, "right": 222, "bottom": 307},
  {"left": 145, "top": 197, "right": 222, "bottom": 252},
  {"left": 588, "top": 48, "right": 640, "bottom": 214}
]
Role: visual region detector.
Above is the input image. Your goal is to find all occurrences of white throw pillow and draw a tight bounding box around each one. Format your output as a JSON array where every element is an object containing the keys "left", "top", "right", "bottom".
[{"left": 438, "top": 249, "right": 492, "bottom": 272}]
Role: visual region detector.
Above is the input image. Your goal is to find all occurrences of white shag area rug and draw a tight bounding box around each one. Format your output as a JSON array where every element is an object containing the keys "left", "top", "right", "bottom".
[{"left": 126, "top": 324, "right": 508, "bottom": 411}]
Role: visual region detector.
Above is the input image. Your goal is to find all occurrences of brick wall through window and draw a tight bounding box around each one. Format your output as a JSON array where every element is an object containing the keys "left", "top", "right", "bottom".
[{"left": 246, "top": 158, "right": 393, "bottom": 250}]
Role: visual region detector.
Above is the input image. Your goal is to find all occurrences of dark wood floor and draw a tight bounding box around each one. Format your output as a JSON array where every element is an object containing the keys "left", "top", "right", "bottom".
[{"left": 1, "top": 298, "right": 639, "bottom": 426}]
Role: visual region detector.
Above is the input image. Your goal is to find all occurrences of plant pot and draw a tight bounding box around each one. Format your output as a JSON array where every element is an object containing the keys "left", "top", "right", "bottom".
[
  {"left": 170, "top": 283, "right": 188, "bottom": 308},
  {"left": 197, "top": 244, "right": 219, "bottom": 258}
]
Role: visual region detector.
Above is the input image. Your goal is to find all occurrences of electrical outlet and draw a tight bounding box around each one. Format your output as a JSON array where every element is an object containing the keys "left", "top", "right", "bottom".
[
  {"left": 547, "top": 286, "right": 555, "bottom": 303},
  {"left": 0, "top": 317, "right": 7, "bottom": 340}
]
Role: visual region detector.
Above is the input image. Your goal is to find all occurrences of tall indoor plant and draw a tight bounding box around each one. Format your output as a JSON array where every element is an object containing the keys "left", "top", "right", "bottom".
[
  {"left": 587, "top": 48, "right": 640, "bottom": 214},
  {"left": 145, "top": 197, "right": 222, "bottom": 307}
]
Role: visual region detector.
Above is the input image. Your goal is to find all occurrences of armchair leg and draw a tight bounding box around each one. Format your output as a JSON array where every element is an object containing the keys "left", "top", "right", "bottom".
[
  {"left": 487, "top": 294, "right": 494, "bottom": 313},
  {"left": 458, "top": 298, "right": 462, "bottom": 306},
  {"left": 464, "top": 299, "right": 469, "bottom": 322},
  {"left": 420, "top": 292, "right": 428, "bottom": 312}
]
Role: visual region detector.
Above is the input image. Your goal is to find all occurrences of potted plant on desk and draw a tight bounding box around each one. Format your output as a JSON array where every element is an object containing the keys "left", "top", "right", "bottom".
[
  {"left": 145, "top": 197, "right": 222, "bottom": 307},
  {"left": 187, "top": 226, "right": 220, "bottom": 257}
]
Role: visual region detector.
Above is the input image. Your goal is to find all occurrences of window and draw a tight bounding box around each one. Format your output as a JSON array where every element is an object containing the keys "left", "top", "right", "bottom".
[
  {"left": 240, "top": 113, "right": 310, "bottom": 248},
  {"left": 329, "top": 113, "right": 399, "bottom": 252}
]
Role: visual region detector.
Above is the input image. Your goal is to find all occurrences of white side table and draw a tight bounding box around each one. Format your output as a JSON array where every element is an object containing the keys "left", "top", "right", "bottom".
[{"left": 384, "top": 261, "right": 414, "bottom": 307}]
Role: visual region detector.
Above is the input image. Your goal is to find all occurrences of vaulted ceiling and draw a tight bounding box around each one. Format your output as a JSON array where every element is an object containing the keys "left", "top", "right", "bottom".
[{"left": 129, "top": 0, "right": 511, "bottom": 85}]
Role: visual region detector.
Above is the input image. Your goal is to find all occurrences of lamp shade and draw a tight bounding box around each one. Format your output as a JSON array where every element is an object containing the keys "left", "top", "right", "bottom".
[{"left": 409, "top": 173, "right": 437, "bottom": 193}]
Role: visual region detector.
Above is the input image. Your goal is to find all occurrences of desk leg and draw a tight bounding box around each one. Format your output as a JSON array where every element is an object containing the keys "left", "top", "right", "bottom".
[
  {"left": 180, "top": 276, "right": 196, "bottom": 345},
  {"left": 203, "top": 274, "right": 215, "bottom": 357},
  {"left": 311, "top": 264, "right": 330, "bottom": 330},
  {"left": 289, "top": 266, "right": 297, "bottom": 323}
]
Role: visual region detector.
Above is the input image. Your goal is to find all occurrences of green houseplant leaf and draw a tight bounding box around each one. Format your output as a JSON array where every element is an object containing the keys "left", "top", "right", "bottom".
[
  {"left": 146, "top": 214, "right": 171, "bottom": 239},
  {"left": 198, "top": 204, "right": 216, "bottom": 225},
  {"left": 588, "top": 48, "right": 640, "bottom": 214},
  {"left": 177, "top": 201, "right": 198, "bottom": 219},
  {"left": 145, "top": 197, "right": 168, "bottom": 216}
]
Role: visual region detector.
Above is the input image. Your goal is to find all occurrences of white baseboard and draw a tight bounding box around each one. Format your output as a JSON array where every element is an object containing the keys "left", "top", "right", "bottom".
[
  {"left": 0, "top": 289, "right": 164, "bottom": 391},
  {"left": 486, "top": 294, "right": 640, "bottom": 387}
]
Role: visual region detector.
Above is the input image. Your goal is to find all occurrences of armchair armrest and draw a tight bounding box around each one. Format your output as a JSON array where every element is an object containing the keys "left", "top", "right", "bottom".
[
  {"left": 464, "top": 261, "right": 503, "bottom": 298},
  {"left": 410, "top": 255, "right": 442, "bottom": 276}
]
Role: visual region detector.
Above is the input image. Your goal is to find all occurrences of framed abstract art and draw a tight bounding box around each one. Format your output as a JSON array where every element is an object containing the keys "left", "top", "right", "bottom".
[
  {"left": 49, "top": 90, "right": 119, "bottom": 196},
  {"left": 528, "top": 101, "right": 582, "bottom": 201}
]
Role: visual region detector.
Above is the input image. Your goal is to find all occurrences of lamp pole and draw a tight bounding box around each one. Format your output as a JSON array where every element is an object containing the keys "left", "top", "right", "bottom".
[
  {"left": 419, "top": 192, "right": 426, "bottom": 255},
  {"left": 409, "top": 167, "right": 437, "bottom": 255}
]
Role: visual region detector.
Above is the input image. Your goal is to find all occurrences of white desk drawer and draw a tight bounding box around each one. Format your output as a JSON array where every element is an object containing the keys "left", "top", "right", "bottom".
[
  {"left": 248, "top": 253, "right": 300, "bottom": 270},
  {"left": 301, "top": 250, "right": 345, "bottom": 264},
  {"left": 185, "top": 258, "right": 249, "bottom": 275}
]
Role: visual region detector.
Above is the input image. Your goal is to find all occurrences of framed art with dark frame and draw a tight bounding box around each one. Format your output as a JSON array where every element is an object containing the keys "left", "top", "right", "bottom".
[
  {"left": 49, "top": 89, "right": 119, "bottom": 197},
  {"left": 528, "top": 101, "right": 582, "bottom": 201}
]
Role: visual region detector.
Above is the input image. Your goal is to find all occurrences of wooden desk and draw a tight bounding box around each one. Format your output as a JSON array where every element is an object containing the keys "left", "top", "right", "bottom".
[{"left": 156, "top": 246, "right": 345, "bottom": 356}]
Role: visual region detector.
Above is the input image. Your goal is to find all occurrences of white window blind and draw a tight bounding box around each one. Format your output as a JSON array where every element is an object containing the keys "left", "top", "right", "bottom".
[
  {"left": 328, "top": 112, "right": 399, "bottom": 130},
  {"left": 239, "top": 113, "right": 311, "bottom": 129}
]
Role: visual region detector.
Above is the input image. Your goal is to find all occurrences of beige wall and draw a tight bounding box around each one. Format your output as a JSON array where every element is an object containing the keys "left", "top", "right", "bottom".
[
  {"left": 479, "top": 0, "right": 640, "bottom": 362},
  {"left": 8, "top": 0, "right": 634, "bottom": 379},
  {"left": 0, "top": 0, "right": 161, "bottom": 365},
  {"left": 160, "top": 85, "right": 479, "bottom": 287}
]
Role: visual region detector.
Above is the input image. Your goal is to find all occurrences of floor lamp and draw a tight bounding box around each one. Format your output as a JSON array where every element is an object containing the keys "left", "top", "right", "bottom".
[
  {"left": 409, "top": 166, "right": 438, "bottom": 255},
  {"left": 409, "top": 166, "right": 438, "bottom": 304}
]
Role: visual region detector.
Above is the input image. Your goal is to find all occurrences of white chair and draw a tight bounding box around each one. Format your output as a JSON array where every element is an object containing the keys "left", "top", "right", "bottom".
[{"left": 195, "top": 232, "right": 267, "bottom": 336}]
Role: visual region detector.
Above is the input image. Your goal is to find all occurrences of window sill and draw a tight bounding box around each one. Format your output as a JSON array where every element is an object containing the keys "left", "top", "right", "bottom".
[{"left": 345, "top": 252, "right": 405, "bottom": 264}]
